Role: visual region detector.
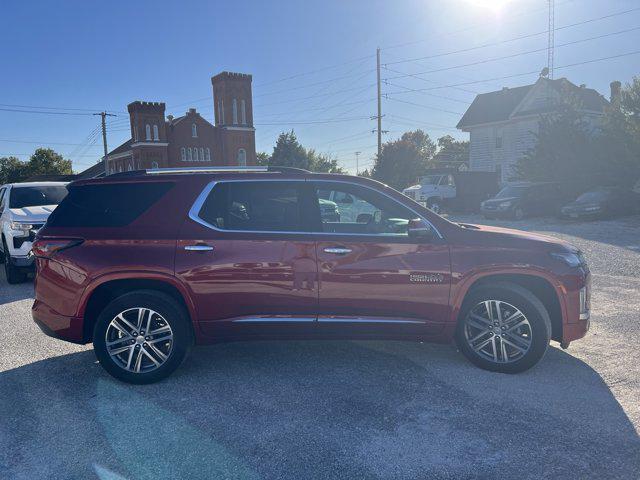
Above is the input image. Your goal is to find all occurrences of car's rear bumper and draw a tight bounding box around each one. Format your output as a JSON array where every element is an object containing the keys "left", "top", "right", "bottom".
[
  {"left": 32, "top": 299, "right": 86, "bottom": 344},
  {"left": 480, "top": 207, "right": 513, "bottom": 218}
]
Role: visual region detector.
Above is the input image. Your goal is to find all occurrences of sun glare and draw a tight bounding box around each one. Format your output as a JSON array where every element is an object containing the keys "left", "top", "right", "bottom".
[{"left": 465, "top": 0, "right": 515, "bottom": 13}]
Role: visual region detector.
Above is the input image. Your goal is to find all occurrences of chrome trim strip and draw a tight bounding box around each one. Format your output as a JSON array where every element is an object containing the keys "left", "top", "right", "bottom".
[
  {"left": 149, "top": 166, "right": 268, "bottom": 175},
  {"left": 187, "top": 178, "right": 444, "bottom": 240},
  {"left": 231, "top": 317, "right": 316, "bottom": 323},
  {"left": 317, "top": 317, "right": 426, "bottom": 324}
]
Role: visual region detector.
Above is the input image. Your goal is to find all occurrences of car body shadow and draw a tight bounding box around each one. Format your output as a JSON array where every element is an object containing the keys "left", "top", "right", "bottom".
[{"left": 0, "top": 340, "right": 638, "bottom": 479}]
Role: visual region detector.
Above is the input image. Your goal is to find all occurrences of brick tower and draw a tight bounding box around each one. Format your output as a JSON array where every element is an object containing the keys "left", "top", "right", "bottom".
[
  {"left": 211, "top": 72, "right": 256, "bottom": 166},
  {"left": 127, "top": 101, "right": 169, "bottom": 170}
]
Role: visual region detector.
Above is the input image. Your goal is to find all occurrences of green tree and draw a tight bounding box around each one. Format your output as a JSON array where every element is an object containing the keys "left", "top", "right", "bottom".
[
  {"left": 26, "top": 148, "right": 73, "bottom": 178},
  {"left": 515, "top": 78, "right": 640, "bottom": 190},
  {"left": 432, "top": 135, "right": 469, "bottom": 169},
  {"left": 256, "top": 152, "right": 271, "bottom": 166},
  {"left": 0, "top": 148, "right": 73, "bottom": 184},
  {"left": 0, "top": 156, "right": 27, "bottom": 184},
  {"left": 370, "top": 130, "right": 436, "bottom": 190},
  {"left": 266, "top": 131, "right": 344, "bottom": 173}
]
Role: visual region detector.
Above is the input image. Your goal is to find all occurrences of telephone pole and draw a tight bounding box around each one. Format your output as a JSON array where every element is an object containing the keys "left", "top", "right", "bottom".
[
  {"left": 376, "top": 47, "right": 382, "bottom": 158},
  {"left": 93, "top": 111, "right": 117, "bottom": 175},
  {"left": 355, "top": 151, "right": 361, "bottom": 175},
  {"left": 547, "top": 0, "right": 555, "bottom": 79}
]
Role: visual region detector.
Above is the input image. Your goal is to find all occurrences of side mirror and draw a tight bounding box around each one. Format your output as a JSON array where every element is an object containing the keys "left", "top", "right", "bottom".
[{"left": 408, "top": 218, "right": 434, "bottom": 241}]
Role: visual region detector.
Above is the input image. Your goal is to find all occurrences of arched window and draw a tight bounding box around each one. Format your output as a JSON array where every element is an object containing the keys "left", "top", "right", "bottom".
[
  {"left": 145, "top": 124, "right": 151, "bottom": 141},
  {"left": 191, "top": 123, "right": 198, "bottom": 138},
  {"left": 153, "top": 124, "right": 159, "bottom": 141},
  {"left": 199, "top": 147, "right": 204, "bottom": 161},
  {"left": 118, "top": 165, "right": 123, "bottom": 173},
  {"left": 181, "top": 147, "right": 186, "bottom": 161},
  {"left": 237, "top": 148, "right": 247, "bottom": 166},
  {"left": 241, "top": 99, "right": 246, "bottom": 124},
  {"left": 187, "top": 148, "right": 192, "bottom": 161},
  {"left": 193, "top": 148, "right": 199, "bottom": 161},
  {"left": 217, "top": 101, "right": 222, "bottom": 125},
  {"left": 127, "top": 164, "right": 132, "bottom": 171},
  {"left": 205, "top": 147, "right": 211, "bottom": 161},
  {"left": 220, "top": 99, "right": 225, "bottom": 124},
  {"left": 151, "top": 161, "right": 159, "bottom": 169},
  {"left": 232, "top": 98, "right": 238, "bottom": 124}
]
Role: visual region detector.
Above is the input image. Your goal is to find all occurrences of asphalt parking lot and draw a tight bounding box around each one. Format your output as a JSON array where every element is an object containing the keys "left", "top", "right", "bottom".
[{"left": 1, "top": 215, "right": 639, "bottom": 479}]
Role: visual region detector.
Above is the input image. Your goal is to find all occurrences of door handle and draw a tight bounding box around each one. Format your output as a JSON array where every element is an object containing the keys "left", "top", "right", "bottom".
[
  {"left": 323, "top": 247, "right": 352, "bottom": 255},
  {"left": 184, "top": 245, "right": 214, "bottom": 252}
]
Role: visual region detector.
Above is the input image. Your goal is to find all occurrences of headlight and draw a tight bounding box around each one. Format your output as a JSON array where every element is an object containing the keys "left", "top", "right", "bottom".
[
  {"left": 584, "top": 206, "right": 600, "bottom": 212},
  {"left": 10, "top": 221, "right": 33, "bottom": 232},
  {"left": 498, "top": 201, "right": 512, "bottom": 208},
  {"left": 550, "top": 251, "right": 586, "bottom": 268}
]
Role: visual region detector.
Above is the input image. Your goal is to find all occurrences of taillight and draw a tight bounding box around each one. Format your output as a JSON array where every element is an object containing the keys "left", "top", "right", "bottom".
[{"left": 31, "top": 238, "right": 84, "bottom": 258}]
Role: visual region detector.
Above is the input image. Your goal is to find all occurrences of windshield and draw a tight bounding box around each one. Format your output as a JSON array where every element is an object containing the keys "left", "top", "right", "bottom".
[
  {"left": 420, "top": 175, "right": 443, "bottom": 186},
  {"left": 576, "top": 189, "right": 611, "bottom": 202},
  {"left": 9, "top": 185, "right": 68, "bottom": 209},
  {"left": 495, "top": 185, "right": 529, "bottom": 199}
]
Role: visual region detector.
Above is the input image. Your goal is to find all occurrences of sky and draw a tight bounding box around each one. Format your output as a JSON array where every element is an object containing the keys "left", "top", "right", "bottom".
[{"left": 1, "top": 0, "right": 639, "bottom": 174}]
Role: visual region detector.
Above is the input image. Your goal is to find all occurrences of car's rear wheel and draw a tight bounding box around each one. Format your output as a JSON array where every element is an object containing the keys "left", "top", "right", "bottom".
[
  {"left": 455, "top": 283, "right": 551, "bottom": 373},
  {"left": 93, "top": 290, "right": 192, "bottom": 384}
]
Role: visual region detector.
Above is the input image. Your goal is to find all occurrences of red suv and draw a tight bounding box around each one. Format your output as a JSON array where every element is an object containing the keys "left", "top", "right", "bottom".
[{"left": 31, "top": 167, "right": 590, "bottom": 384}]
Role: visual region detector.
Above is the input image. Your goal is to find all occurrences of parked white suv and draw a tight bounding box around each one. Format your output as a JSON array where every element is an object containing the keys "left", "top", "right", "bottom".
[{"left": 0, "top": 182, "right": 68, "bottom": 283}]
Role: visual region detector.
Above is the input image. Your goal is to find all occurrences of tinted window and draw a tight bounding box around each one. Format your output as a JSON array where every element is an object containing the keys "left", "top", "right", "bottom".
[
  {"left": 495, "top": 185, "right": 528, "bottom": 198},
  {"left": 576, "top": 189, "right": 612, "bottom": 202},
  {"left": 198, "top": 181, "right": 305, "bottom": 232},
  {"left": 312, "top": 182, "right": 414, "bottom": 236},
  {"left": 0, "top": 188, "right": 6, "bottom": 210},
  {"left": 9, "top": 185, "right": 68, "bottom": 209},
  {"left": 47, "top": 182, "right": 173, "bottom": 227}
]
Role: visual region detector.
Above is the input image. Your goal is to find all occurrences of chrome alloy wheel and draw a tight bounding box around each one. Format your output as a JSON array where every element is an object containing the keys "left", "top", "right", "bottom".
[
  {"left": 463, "top": 300, "right": 532, "bottom": 364},
  {"left": 105, "top": 308, "right": 174, "bottom": 373}
]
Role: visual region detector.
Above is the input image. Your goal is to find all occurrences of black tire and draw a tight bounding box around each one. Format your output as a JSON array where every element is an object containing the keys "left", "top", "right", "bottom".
[
  {"left": 93, "top": 290, "right": 192, "bottom": 384},
  {"left": 455, "top": 283, "right": 551, "bottom": 374},
  {"left": 2, "top": 239, "right": 27, "bottom": 284}
]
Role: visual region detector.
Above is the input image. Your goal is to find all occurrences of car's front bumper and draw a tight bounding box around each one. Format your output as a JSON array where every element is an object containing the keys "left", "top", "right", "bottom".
[
  {"left": 480, "top": 206, "right": 513, "bottom": 218},
  {"left": 8, "top": 254, "right": 34, "bottom": 268}
]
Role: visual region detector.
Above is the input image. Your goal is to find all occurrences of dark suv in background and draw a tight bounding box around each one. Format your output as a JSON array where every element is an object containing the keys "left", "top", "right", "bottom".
[
  {"left": 481, "top": 182, "right": 566, "bottom": 220},
  {"left": 32, "top": 167, "right": 591, "bottom": 383}
]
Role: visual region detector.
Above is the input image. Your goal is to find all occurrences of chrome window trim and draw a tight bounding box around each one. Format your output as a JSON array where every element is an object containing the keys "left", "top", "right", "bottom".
[
  {"left": 188, "top": 178, "right": 444, "bottom": 240},
  {"left": 230, "top": 316, "right": 425, "bottom": 324}
]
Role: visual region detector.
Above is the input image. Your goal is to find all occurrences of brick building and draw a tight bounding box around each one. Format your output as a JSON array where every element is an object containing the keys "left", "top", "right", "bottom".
[{"left": 103, "top": 71, "right": 256, "bottom": 174}]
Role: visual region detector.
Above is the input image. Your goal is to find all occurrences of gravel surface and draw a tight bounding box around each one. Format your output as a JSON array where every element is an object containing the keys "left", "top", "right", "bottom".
[{"left": 1, "top": 215, "right": 639, "bottom": 479}]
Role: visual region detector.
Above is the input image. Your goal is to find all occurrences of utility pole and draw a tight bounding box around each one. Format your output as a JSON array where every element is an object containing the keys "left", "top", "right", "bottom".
[
  {"left": 547, "top": 0, "right": 555, "bottom": 79},
  {"left": 93, "top": 111, "right": 117, "bottom": 175},
  {"left": 355, "top": 151, "right": 361, "bottom": 175},
  {"left": 376, "top": 47, "right": 382, "bottom": 158}
]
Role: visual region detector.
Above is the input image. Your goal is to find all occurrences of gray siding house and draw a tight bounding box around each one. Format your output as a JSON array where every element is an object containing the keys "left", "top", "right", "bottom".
[{"left": 457, "top": 77, "right": 611, "bottom": 183}]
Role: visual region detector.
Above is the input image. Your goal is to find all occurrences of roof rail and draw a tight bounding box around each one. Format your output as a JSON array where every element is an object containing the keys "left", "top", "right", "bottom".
[
  {"left": 147, "top": 166, "right": 268, "bottom": 175},
  {"left": 143, "top": 166, "right": 310, "bottom": 175}
]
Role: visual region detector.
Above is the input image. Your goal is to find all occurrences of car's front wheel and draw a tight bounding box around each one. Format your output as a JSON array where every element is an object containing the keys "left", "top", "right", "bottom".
[
  {"left": 93, "top": 290, "right": 192, "bottom": 384},
  {"left": 455, "top": 283, "right": 551, "bottom": 373},
  {"left": 2, "top": 239, "right": 27, "bottom": 284}
]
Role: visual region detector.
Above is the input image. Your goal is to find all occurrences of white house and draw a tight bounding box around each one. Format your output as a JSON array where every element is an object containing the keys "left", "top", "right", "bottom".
[{"left": 457, "top": 76, "right": 614, "bottom": 183}]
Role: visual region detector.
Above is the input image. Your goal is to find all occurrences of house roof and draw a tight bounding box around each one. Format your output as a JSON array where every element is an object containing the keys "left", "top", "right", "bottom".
[
  {"left": 76, "top": 159, "right": 107, "bottom": 179},
  {"left": 106, "top": 138, "right": 133, "bottom": 157},
  {"left": 456, "top": 77, "right": 609, "bottom": 129}
]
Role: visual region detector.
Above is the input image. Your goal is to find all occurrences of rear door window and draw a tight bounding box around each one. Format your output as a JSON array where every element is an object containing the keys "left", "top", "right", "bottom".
[
  {"left": 47, "top": 182, "right": 173, "bottom": 227},
  {"left": 197, "top": 181, "right": 308, "bottom": 232}
]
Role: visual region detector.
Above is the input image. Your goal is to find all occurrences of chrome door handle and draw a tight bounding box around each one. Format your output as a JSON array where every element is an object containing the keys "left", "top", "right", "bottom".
[
  {"left": 323, "top": 247, "right": 352, "bottom": 255},
  {"left": 184, "top": 245, "right": 214, "bottom": 252}
]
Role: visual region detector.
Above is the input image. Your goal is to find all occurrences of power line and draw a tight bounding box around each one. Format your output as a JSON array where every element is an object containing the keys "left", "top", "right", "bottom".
[
  {"left": 0, "top": 103, "right": 125, "bottom": 114},
  {"left": 0, "top": 138, "right": 103, "bottom": 146},
  {"left": 255, "top": 116, "right": 371, "bottom": 126},
  {"left": 383, "top": 27, "right": 640, "bottom": 82},
  {"left": 383, "top": 7, "right": 640, "bottom": 66},
  {"left": 383, "top": 50, "right": 640, "bottom": 96}
]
